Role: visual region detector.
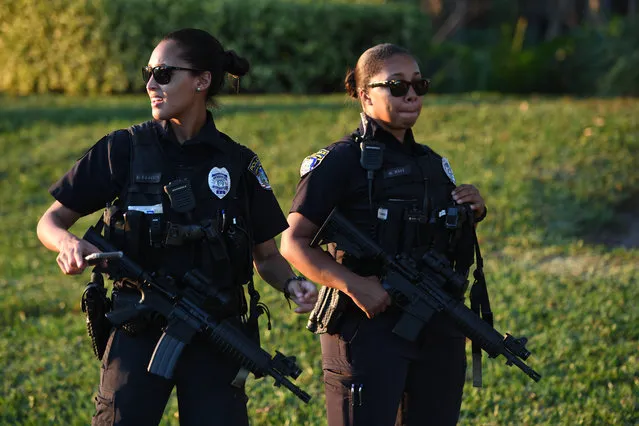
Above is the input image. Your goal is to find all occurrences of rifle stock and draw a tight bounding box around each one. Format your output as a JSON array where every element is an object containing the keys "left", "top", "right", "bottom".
[{"left": 311, "top": 208, "right": 541, "bottom": 383}]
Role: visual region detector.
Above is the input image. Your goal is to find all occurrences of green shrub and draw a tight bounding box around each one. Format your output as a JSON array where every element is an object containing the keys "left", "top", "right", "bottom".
[
  {"left": 426, "top": 24, "right": 567, "bottom": 94},
  {"left": 3, "top": 0, "right": 637, "bottom": 96},
  {"left": 561, "top": 17, "right": 639, "bottom": 96},
  {"left": 0, "top": 0, "right": 432, "bottom": 95},
  {"left": 420, "top": 16, "right": 639, "bottom": 96},
  {"left": 0, "top": 0, "right": 124, "bottom": 95}
]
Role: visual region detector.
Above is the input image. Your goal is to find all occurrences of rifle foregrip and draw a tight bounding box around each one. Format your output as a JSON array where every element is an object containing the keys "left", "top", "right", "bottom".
[
  {"left": 448, "top": 302, "right": 541, "bottom": 380},
  {"left": 206, "top": 322, "right": 311, "bottom": 403},
  {"left": 449, "top": 301, "right": 508, "bottom": 357},
  {"left": 207, "top": 321, "right": 270, "bottom": 371},
  {"left": 148, "top": 332, "right": 186, "bottom": 379}
]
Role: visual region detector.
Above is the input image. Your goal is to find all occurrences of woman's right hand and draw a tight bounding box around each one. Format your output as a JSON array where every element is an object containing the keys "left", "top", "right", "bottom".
[
  {"left": 56, "top": 234, "right": 101, "bottom": 275},
  {"left": 345, "top": 275, "right": 392, "bottom": 319},
  {"left": 37, "top": 201, "right": 101, "bottom": 275}
]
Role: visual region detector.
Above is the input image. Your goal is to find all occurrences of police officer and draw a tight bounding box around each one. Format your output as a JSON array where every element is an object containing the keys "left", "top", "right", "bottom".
[
  {"left": 280, "top": 43, "right": 487, "bottom": 426},
  {"left": 36, "top": 28, "right": 317, "bottom": 426}
]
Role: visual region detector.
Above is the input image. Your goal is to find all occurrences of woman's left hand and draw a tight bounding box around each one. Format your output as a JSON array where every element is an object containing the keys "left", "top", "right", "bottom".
[
  {"left": 286, "top": 279, "right": 319, "bottom": 314},
  {"left": 452, "top": 184, "right": 486, "bottom": 219}
]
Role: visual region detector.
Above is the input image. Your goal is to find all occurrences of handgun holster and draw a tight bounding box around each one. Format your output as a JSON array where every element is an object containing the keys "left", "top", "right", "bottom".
[{"left": 81, "top": 270, "right": 112, "bottom": 360}]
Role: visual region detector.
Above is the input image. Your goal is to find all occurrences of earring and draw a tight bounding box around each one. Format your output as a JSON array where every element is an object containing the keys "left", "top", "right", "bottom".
[{"left": 196, "top": 87, "right": 202, "bottom": 92}]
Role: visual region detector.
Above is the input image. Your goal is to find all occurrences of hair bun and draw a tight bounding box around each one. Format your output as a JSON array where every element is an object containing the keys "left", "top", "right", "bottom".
[
  {"left": 224, "top": 50, "right": 250, "bottom": 77},
  {"left": 344, "top": 68, "right": 358, "bottom": 99}
]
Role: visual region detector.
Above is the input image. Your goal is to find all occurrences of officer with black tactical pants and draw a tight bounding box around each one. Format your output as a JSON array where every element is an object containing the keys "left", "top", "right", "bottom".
[
  {"left": 37, "top": 28, "right": 317, "bottom": 426},
  {"left": 281, "top": 43, "right": 487, "bottom": 426}
]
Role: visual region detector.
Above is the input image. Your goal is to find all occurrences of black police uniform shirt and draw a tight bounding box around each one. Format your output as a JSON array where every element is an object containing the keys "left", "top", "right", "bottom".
[
  {"left": 50, "top": 112, "right": 288, "bottom": 246},
  {"left": 290, "top": 117, "right": 456, "bottom": 230},
  {"left": 291, "top": 116, "right": 465, "bottom": 340}
]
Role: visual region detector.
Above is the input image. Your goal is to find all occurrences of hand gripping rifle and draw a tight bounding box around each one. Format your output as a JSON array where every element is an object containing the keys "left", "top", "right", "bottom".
[
  {"left": 311, "top": 208, "right": 541, "bottom": 384},
  {"left": 83, "top": 226, "right": 311, "bottom": 403}
]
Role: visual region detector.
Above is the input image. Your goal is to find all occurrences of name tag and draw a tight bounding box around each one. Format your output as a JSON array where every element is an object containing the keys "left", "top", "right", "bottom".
[
  {"left": 384, "top": 165, "right": 411, "bottom": 178},
  {"left": 135, "top": 173, "right": 162, "bottom": 183},
  {"left": 128, "top": 204, "right": 163, "bottom": 214}
]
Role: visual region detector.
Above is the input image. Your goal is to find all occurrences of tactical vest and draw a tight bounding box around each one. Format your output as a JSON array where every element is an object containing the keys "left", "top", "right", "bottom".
[
  {"left": 335, "top": 127, "right": 476, "bottom": 286},
  {"left": 102, "top": 121, "right": 253, "bottom": 315}
]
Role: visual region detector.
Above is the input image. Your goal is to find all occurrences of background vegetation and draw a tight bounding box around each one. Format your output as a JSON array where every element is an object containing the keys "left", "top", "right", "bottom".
[
  {"left": 0, "top": 93, "right": 637, "bottom": 425},
  {"left": 1, "top": 0, "right": 638, "bottom": 96},
  {"left": 1, "top": 0, "right": 637, "bottom": 424}
]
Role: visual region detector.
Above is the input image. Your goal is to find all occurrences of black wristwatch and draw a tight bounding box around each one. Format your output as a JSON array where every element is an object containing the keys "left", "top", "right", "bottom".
[{"left": 474, "top": 206, "right": 488, "bottom": 223}]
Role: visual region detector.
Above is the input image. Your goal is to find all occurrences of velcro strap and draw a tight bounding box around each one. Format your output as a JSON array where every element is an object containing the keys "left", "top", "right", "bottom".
[
  {"left": 472, "top": 352, "right": 483, "bottom": 388},
  {"left": 469, "top": 224, "right": 492, "bottom": 387}
]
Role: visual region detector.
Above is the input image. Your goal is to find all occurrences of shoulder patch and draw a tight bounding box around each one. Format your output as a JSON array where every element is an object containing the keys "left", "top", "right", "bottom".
[
  {"left": 442, "top": 157, "right": 456, "bottom": 184},
  {"left": 248, "top": 155, "right": 272, "bottom": 190},
  {"left": 300, "top": 148, "right": 330, "bottom": 177}
]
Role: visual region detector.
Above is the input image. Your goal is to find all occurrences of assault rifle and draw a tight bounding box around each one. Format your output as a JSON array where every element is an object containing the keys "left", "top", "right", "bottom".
[
  {"left": 311, "top": 208, "right": 541, "bottom": 383},
  {"left": 83, "top": 226, "right": 311, "bottom": 403}
]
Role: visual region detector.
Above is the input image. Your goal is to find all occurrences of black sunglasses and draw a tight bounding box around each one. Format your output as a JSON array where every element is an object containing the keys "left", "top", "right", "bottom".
[
  {"left": 367, "top": 78, "right": 431, "bottom": 97},
  {"left": 142, "top": 65, "right": 203, "bottom": 85}
]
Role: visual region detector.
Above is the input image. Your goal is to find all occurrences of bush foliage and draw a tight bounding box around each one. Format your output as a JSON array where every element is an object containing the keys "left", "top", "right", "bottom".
[
  {"left": 1, "top": 0, "right": 637, "bottom": 96},
  {"left": 0, "top": 0, "right": 431, "bottom": 95}
]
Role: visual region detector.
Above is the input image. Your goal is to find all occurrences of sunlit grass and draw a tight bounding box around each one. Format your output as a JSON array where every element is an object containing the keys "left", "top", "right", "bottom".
[{"left": 0, "top": 93, "right": 637, "bottom": 425}]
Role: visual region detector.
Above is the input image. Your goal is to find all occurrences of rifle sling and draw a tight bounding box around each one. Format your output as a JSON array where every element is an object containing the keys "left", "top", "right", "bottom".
[{"left": 469, "top": 224, "right": 492, "bottom": 388}]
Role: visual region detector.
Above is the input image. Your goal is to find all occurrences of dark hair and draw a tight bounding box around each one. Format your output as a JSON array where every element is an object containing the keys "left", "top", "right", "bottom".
[
  {"left": 163, "top": 28, "right": 250, "bottom": 102},
  {"left": 344, "top": 43, "right": 412, "bottom": 99}
]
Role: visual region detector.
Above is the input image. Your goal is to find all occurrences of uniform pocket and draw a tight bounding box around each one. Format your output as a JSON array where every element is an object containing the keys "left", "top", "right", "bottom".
[
  {"left": 324, "top": 369, "right": 371, "bottom": 426},
  {"left": 92, "top": 392, "right": 115, "bottom": 426},
  {"left": 323, "top": 368, "right": 354, "bottom": 394}
]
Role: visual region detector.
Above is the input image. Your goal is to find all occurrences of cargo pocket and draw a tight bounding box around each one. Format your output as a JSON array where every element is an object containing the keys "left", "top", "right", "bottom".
[
  {"left": 324, "top": 367, "right": 374, "bottom": 426},
  {"left": 322, "top": 314, "right": 362, "bottom": 426},
  {"left": 92, "top": 391, "right": 115, "bottom": 426},
  {"left": 323, "top": 368, "right": 356, "bottom": 426}
]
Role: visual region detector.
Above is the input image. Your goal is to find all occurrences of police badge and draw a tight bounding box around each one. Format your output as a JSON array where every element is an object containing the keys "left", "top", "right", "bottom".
[{"left": 208, "top": 167, "right": 231, "bottom": 199}]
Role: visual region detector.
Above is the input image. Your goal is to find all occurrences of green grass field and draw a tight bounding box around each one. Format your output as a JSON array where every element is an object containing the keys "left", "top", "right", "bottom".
[{"left": 1, "top": 93, "right": 637, "bottom": 425}]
